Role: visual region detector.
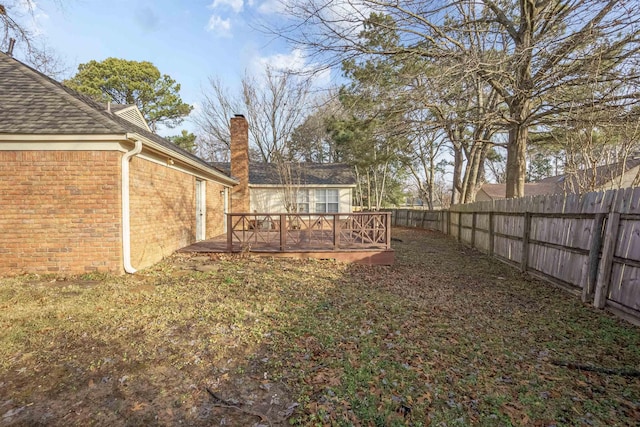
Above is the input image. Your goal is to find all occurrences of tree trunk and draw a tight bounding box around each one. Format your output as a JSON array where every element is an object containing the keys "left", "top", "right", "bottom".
[
  {"left": 451, "top": 143, "right": 463, "bottom": 205},
  {"left": 505, "top": 122, "right": 528, "bottom": 198}
]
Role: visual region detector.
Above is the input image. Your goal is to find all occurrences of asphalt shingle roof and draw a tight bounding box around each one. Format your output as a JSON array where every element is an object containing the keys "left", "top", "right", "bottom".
[
  {"left": 213, "top": 162, "right": 357, "bottom": 186},
  {"left": 480, "top": 182, "right": 561, "bottom": 199},
  {"left": 0, "top": 52, "right": 125, "bottom": 134},
  {"left": 537, "top": 157, "right": 640, "bottom": 190},
  {"left": 0, "top": 52, "right": 225, "bottom": 175}
]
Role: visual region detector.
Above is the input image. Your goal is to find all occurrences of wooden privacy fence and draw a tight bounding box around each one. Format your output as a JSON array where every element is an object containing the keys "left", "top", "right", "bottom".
[
  {"left": 391, "top": 187, "right": 640, "bottom": 324},
  {"left": 227, "top": 212, "right": 392, "bottom": 252}
]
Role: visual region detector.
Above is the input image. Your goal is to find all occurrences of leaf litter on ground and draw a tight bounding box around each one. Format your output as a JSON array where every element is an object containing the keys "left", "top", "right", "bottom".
[{"left": 1, "top": 228, "right": 639, "bottom": 426}]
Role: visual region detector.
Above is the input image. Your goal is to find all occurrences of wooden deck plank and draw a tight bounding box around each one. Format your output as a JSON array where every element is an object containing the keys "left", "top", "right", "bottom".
[{"left": 178, "top": 234, "right": 394, "bottom": 265}]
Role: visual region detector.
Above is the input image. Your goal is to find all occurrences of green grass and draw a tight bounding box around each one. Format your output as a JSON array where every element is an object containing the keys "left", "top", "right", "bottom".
[{"left": 1, "top": 228, "right": 639, "bottom": 426}]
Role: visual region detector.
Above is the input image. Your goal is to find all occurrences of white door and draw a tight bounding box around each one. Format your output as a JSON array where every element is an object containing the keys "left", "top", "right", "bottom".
[{"left": 195, "top": 180, "right": 206, "bottom": 241}]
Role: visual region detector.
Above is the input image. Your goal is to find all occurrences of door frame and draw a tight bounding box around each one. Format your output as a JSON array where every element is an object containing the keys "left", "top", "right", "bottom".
[{"left": 195, "top": 179, "right": 206, "bottom": 241}]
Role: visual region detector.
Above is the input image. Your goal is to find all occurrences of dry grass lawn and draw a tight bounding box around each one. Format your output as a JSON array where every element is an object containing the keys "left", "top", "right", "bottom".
[{"left": 1, "top": 228, "right": 639, "bottom": 426}]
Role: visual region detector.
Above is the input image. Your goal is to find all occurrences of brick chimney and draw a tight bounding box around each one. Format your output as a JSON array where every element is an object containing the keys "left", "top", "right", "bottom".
[{"left": 230, "top": 114, "right": 250, "bottom": 213}]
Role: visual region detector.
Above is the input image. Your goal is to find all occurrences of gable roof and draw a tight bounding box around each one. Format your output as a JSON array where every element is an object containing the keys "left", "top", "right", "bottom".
[
  {"left": 213, "top": 162, "right": 357, "bottom": 186},
  {"left": 537, "top": 157, "right": 640, "bottom": 191},
  {"left": 110, "top": 104, "right": 151, "bottom": 131},
  {"left": 0, "top": 52, "right": 232, "bottom": 182},
  {"left": 480, "top": 157, "right": 640, "bottom": 200},
  {"left": 479, "top": 182, "right": 562, "bottom": 200}
]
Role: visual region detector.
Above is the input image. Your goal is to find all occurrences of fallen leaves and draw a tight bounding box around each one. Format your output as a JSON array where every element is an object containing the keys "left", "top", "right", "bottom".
[{"left": 1, "top": 229, "right": 639, "bottom": 426}]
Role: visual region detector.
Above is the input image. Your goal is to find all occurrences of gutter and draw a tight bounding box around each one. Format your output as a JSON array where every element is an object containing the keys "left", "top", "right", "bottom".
[{"left": 121, "top": 137, "right": 143, "bottom": 273}]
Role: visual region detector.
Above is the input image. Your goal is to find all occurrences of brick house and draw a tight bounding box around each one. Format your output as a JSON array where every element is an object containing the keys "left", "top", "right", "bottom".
[
  {"left": 218, "top": 115, "right": 357, "bottom": 214},
  {"left": 0, "top": 52, "right": 237, "bottom": 275}
]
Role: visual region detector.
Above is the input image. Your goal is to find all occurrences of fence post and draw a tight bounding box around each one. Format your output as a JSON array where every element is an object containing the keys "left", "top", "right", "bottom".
[
  {"left": 488, "top": 212, "right": 495, "bottom": 257},
  {"left": 471, "top": 212, "right": 477, "bottom": 248},
  {"left": 594, "top": 212, "right": 621, "bottom": 309},
  {"left": 521, "top": 212, "right": 531, "bottom": 272},
  {"left": 582, "top": 213, "right": 605, "bottom": 303},
  {"left": 457, "top": 212, "right": 462, "bottom": 242},
  {"left": 279, "top": 213, "right": 287, "bottom": 252},
  {"left": 226, "top": 214, "right": 233, "bottom": 252}
]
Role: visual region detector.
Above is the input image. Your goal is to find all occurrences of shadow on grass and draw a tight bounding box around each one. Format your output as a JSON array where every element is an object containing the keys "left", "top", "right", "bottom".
[{"left": 1, "top": 228, "right": 640, "bottom": 426}]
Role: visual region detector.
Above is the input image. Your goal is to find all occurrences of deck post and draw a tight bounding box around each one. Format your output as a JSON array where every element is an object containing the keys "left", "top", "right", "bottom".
[
  {"left": 386, "top": 212, "right": 392, "bottom": 249},
  {"left": 226, "top": 214, "right": 233, "bottom": 252},
  {"left": 333, "top": 214, "right": 340, "bottom": 249},
  {"left": 279, "top": 213, "right": 287, "bottom": 251}
]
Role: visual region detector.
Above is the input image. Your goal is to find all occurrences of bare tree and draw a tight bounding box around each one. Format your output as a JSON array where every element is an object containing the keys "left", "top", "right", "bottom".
[
  {"left": 243, "top": 67, "right": 313, "bottom": 162},
  {"left": 193, "top": 77, "right": 242, "bottom": 161},
  {"left": 1, "top": 1, "right": 67, "bottom": 78},
  {"left": 271, "top": 0, "right": 640, "bottom": 198},
  {"left": 196, "top": 66, "right": 313, "bottom": 162}
]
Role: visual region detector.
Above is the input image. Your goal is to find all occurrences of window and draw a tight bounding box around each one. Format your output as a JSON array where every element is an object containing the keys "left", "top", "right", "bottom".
[
  {"left": 315, "top": 189, "right": 339, "bottom": 213},
  {"left": 295, "top": 190, "right": 309, "bottom": 213}
]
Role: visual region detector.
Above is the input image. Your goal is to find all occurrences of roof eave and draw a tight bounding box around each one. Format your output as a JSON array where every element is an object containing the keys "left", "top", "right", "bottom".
[{"left": 126, "top": 132, "right": 238, "bottom": 186}]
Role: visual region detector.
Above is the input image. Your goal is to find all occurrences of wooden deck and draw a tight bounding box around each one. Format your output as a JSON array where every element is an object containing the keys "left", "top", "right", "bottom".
[{"left": 179, "top": 212, "right": 395, "bottom": 265}]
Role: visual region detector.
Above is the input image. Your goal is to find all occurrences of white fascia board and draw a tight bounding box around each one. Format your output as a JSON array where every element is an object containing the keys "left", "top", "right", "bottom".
[
  {"left": 0, "top": 132, "right": 238, "bottom": 186},
  {"left": 249, "top": 184, "right": 358, "bottom": 188},
  {"left": 0, "top": 134, "right": 130, "bottom": 150},
  {"left": 126, "top": 133, "right": 238, "bottom": 186}
]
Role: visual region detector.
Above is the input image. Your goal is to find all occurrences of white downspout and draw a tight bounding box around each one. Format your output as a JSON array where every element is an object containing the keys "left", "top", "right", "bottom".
[{"left": 122, "top": 139, "right": 143, "bottom": 273}]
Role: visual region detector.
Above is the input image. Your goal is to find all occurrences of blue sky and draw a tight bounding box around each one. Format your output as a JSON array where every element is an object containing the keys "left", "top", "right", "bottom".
[{"left": 21, "top": 0, "right": 313, "bottom": 136}]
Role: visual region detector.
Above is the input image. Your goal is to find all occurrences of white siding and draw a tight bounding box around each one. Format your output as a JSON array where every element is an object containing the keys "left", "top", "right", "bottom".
[{"left": 250, "top": 186, "right": 353, "bottom": 213}]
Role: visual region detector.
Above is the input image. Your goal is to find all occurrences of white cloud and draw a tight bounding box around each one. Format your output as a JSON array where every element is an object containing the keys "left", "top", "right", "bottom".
[
  {"left": 257, "top": 0, "right": 286, "bottom": 15},
  {"left": 256, "top": 48, "right": 306, "bottom": 71},
  {"left": 209, "top": 0, "right": 244, "bottom": 13},
  {"left": 16, "top": 0, "right": 37, "bottom": 13},
  {"left": 13, "top": 0, "right": 49, "bottom": 36},
  {"left": 253, "top": 49, "right": 332, "bottom": 88},
  {"left": 206, "top": 14, "right": 232, "bottom": 37}
]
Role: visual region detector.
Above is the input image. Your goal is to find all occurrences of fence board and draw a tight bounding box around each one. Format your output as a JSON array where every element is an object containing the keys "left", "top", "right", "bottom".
[
  {"left": 389, "top": 186, "right": 640, "bottom": 324},
  {"left": 608, "top": 264, "right": 640, "bottom": 311}
]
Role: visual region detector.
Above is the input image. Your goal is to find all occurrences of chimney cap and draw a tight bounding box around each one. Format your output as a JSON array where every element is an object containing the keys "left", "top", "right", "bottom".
[{"left": 233, "top": 114, "right": 245, "bottom": 118}]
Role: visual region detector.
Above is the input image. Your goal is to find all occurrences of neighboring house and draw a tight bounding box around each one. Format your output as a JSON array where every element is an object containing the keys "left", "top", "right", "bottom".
[
  {"left": 476, "top": 182, "right": 561, "bottom": 202},
  {"left": 537, "top": 157, "right": 640, "bottom": 194},
  {"left": 0, "top": 52, "right": 237, "bottom": 275},
  {"left": 214, "top": 115, "right": 357, "bottom": 214},
  {"left": 477, "top": 157, "right": 640, "bottom": 201}
]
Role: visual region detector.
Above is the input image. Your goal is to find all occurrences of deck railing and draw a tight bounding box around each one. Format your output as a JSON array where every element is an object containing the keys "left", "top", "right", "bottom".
[{"left": 226, "top": 212, "right": 392, "bottom": 252}]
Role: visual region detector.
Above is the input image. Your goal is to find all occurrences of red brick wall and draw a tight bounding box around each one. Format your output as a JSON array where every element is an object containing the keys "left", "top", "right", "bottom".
[
  {"left": 206, "top": 182, "right": 226, "bottom": 238},
  {"left": 230, "top": 115, "right": 249, "bottom": 213},
  {"left": 128, "top": 157, "right": 226, "bottom": 270},
  {"left": 0, "top": 151, "right": 123, "bottom": 275}
]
